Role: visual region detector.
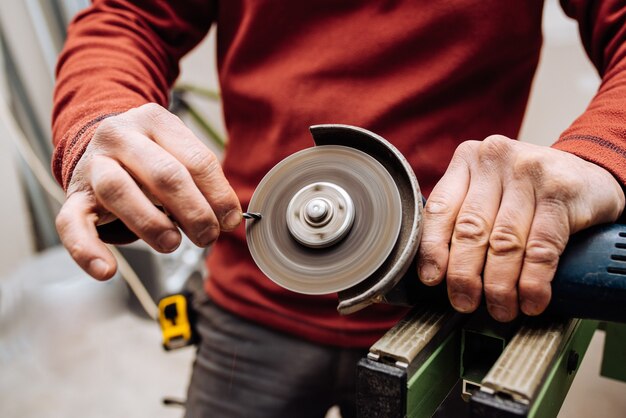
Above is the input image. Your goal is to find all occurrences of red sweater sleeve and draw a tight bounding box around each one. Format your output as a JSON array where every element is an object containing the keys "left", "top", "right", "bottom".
[
  {"left": 554, "top": 1, "right": 626, "bottom": 184},
  {"left": 52, "top": 0, "right": 215, "bottom": 190}
]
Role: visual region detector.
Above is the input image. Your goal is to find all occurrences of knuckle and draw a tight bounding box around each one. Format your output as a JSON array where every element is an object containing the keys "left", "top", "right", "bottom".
[
  {"left": 94, "top": 116, "right": 126, "bottom": 143},
  {"left": 212, "top": 188, "right": 238, "bottom": 211},
  {"left": 478, "top": 135, "right": 512, "bottom": 164},
  {"left": 138, "top": 102, "right": 166, "bottom": 116},
  {"left": 55, "top": 210, "right": 72, "bottom": 235},
  {"left": 524, "top": 238, "right": 563, "bottom": 268},
  {"left": 186, "top": 147, "right": 218, "bottom": 177},
  {"left": 132, "top": 213, "right": 167, "bottom": 236},
  {"left": 140, "top": 103, "right": 178, "bottom": 126},
  {"left": 184, "top": 207, "right": 217, "bottom": 231},
  {"left": 185, "top": 211, "right": 219, "bottom": 246},
  {"left": 512, "top": 152, "right": 546, "bottom": 182},
  {"left": 424, "top": 194, "right": 454, "bottom": 216},
  {"left": 453, "top": 140, "right": 479, "bottom": 159},
  {"left": 446, "top": 272, "right": 480, "bottom": 293},
  {"left": 484, "top": 282, "right": 514, "bottom": 302},
  {"left": 67, "top": 243, "right": 88, "bottom": 263},
  {"left": 483, "top": 134, "right": 512, "bottom": 144},
  {"left": 152, "top": 160, "right": 186, "bottom": 190},
  {"left": 93, "top": 175, "right": 127, "bottom": 202},
  {"left": 95, "top": 117, "right": 116, "bottom": 135},
  {"left": 454, "top": 211, "right": 490, "bottom": 244},
  {"left": 489, "top": 225, "right": 525, "bottom": 256}
]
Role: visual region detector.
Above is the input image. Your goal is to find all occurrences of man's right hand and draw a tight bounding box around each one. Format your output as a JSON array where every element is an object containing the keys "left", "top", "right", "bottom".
[{"left": 55, "top": 103, "right": 242, "bottom": 280}]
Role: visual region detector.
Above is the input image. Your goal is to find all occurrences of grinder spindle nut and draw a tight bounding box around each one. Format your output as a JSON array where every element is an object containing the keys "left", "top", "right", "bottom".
[{"left": 286, "top": 182, "right": 355, "bottom": 248}]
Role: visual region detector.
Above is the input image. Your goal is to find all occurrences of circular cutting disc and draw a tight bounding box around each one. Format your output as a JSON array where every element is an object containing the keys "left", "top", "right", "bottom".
[{"left": 246, "top": 145, "right": 402, "bottom": 294}]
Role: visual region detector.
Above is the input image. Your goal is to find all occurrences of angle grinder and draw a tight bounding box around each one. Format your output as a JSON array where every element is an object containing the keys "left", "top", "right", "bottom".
[{"left": 246, "top": 125, "right": 626, "bottom": 322}]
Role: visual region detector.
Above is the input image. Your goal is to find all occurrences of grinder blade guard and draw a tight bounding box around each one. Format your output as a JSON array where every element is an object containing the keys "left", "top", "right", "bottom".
[{"left": 246, "top": 124, "right": 423, "bottom": 314}]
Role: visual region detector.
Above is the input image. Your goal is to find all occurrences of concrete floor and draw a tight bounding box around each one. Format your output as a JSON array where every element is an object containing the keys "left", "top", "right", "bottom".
[
  {"left": 1, "top": 247, "right": 625, "bottom": 418},
  {"left": 0, "top": 248, "right": 193, "bottom": 418}
]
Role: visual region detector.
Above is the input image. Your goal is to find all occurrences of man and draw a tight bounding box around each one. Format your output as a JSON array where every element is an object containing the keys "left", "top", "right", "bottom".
[{"left": 52, "top": 1, "right": 626, "bottom": 416}]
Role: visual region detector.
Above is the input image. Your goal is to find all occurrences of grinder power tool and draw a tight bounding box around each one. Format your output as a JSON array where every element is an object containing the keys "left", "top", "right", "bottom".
[{"left": 245, "top": 124, "right": 626, "bottom": 323}]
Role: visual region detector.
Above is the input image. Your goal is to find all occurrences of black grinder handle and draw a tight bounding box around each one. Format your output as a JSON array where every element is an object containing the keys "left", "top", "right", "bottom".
[
  {"left": 547, "top": 223, "right": 626, "bottom": 322},
  {"left": 384, "top": 223, "right": 626, "bottom": 323}
]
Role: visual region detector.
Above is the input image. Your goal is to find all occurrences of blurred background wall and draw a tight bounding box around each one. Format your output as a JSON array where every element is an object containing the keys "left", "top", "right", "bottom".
[{"left": 0, "top": 0, "right": 85, "bottom": 276}]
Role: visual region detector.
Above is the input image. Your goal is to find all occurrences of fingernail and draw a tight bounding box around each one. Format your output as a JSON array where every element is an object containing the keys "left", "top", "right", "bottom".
[
  {"left": 451, "top": 293, "right": 474, "bottom": 312},
  {"left": 89, "top": 258, "right": 110, "bottom": 279},
  {"left": 489, "top": 305, "right": 511, "bottom": 322},
  {"left": 222, "top": 210, "right": 242, "bottom": 230},
  {"left": 198, "top": 226, "right": 219, "bottom": 246},
  {"left": 522, "top": 300, "right": 540, "bottom": 315},
  {"left": 158, "top": 230, "right": 180, "bottom": 252},
  {"left": 419, "top": 262, "right": 439, "bottom": 284}
]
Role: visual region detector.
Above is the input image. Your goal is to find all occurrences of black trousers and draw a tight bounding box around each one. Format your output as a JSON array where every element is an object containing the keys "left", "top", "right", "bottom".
[{"left": 185, "top": 296, "right": 367, "bottom": 418}]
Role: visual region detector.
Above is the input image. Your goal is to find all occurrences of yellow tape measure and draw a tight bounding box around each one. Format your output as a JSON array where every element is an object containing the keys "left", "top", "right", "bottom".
[{"left": 158, "top": 294, "right": 196, "bottom": 350}]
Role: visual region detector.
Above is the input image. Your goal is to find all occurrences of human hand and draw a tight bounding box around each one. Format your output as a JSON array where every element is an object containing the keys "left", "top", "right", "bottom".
[
  {"left": 55, "top": 103, "right": 241, "bottom": 280},
  {"left": 417, "top": 135, "right": 625, "bottom": 322}
]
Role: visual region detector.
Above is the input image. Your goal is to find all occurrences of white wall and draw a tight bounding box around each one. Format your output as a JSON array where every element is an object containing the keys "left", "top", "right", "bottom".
[
  {"left": 0, "top": 1, "right": 55, "bottom": 147},
  {"left": 519, "top": 0, "right": 600, "bottom": 145},
  {"left": 0, "top": 112, "right": 35, "bottom": 278},
  {"left": 0, "top": 33, "right": 35, "bottom": 277}
]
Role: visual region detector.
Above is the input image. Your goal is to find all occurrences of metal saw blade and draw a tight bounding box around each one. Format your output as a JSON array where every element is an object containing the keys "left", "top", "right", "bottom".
[{"left": 246, "top": 145, "right": 402, "bottom": 294}]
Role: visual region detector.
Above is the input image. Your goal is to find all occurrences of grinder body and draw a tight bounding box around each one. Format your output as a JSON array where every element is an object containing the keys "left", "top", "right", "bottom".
[{"left": 549, "top": 223, "right": 626, "bottom": 322}]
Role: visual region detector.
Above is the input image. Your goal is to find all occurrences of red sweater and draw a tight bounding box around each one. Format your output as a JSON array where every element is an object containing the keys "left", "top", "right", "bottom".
[{"left": 53, "top": 0, "right": 626, "bottom": 347}]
